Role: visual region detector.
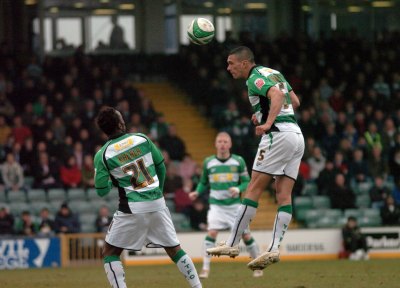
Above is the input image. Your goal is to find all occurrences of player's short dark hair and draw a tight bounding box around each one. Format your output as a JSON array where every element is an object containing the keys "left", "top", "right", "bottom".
[
  {"left": 96, "top": 106, "right": 121, "bottom": 136},
  {"left": 229, "top": 46, "right": 255, "bottom": 63}
]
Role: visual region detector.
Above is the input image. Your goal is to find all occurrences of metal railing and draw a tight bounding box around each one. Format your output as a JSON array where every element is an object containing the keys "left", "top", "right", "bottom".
[{"left": 59, "top": 233, "right": 106, "bottom": 267}]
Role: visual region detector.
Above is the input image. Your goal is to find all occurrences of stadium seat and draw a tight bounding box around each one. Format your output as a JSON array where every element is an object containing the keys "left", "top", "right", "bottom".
[
  {"left": 362, "top": 208, "right": 380, "bottom": 218},
  {"left": 294, "top": 196, "right": 313, "bottom": 223},
  {"left": 24, "top": 176, "right": 35, "bottom": 188},
  {"left": 356, "top": 195, "right": 371, "bottom": 208},
  {"left": 323, "top": 209, "right": 342, "bottom": 220},
  {"left": 90, "top": 199, "right": 109, "bottom": 212},
  {"left": 336, "top": 216, "right": 348, "bottom": 227},
  {"left": 352, "top": 181, "right": 373, "bottom": 195},
  {"left": 294, "top": 208, "right": 310, "bottom": 222},
  {"left": 316, "top": 216, "right": 337, "bottom": 228},
  {"left": 68, "top": 200, "right": 93, "bottom": 215},
  {"left": 7, "top": 191, "right": 27, "bottom": 203},
  {"left": 312, "top": 196, "right": 331, "bottom": 209},
  {"left": 8, "top": 202, "right": 30, "bottom": 216},
  {"left": 81, "top": 223, "right": 96, "bottom": 233},
  {"left": 170, "top": 212, "right": 190, "bottom": 231},
  {"left": 104, "top": 197, "right": 119, "bottom": 211},
  {"left": 27, "top": 189, "right": 47, "bottom": 202},
  {"left": 47, "top": 188, "right": 67, "bottom": 202},
  {"left": 48, "top": 200, "right": 64, "bottom": 214},
  {"left": 0, "top": 203, "right": 8, "bottom": 212},
  {"left": 104, "top": 188, "right": 119, "bottom": 201},
  {"left": 67, "top": 188, "right": 86, "bottom": 201},
  {"left": 31, "top": 201, "right": 51, "bottom": 215},
  {"left": 304, "top": 209, "right": 321, "bottom": 228},
  {"left": 302, "top": 182, "right": 318, "bottom": 196},
  {"left": 384, "top": 178, "right": 395, "bottom": 191},
  {"left": 86, "top": 188, "right": 97, "bottom": 200},
  {"left": 344, "top": 209, "right": 363, "bottom": 219},
  {"left": 294, "top": 196, "right": 313, "bottom": 209},
  {"left": 166, "top": 199, "right": 175, "bottom": 212},
  {"left": 359, "top": 215, "right": 382, "bottom": 227},
  {"left": 80, "top": 213, "right": 97, "bottom": 227}
]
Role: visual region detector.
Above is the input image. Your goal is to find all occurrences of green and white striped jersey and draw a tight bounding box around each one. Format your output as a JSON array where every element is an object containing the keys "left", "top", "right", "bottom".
[
  {"left": 94, "top": 133, "right": 165, "bottom": 213},
  {"left": 247, "top": 65, "right": 301, "bottom": 133},
  {"left": 196, "top": 154, "right": 250, "bottom": 206}
]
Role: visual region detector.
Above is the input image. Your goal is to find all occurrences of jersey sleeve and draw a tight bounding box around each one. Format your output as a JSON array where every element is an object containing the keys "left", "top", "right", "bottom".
[
  {"left": 149, "top": 139, "right": 164, "bottom": 166},
  {"left": 195, "top": 159, "right": 209, "bottom": 195},
  {"left": 237, "top": 157, "right": 250, "bottom": 193},
  {"left": 248, "top": 75, "right": 275, "bottom": 97},
  {"left": 94, "top": 150, "right": 112, "bottom": 197},
  {"left": 147, "top": 138, "right": 166, "bottom": 190}
]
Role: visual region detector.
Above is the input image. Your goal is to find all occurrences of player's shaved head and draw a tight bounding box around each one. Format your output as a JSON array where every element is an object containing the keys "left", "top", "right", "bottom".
[{"left": 228, "top": 46, "right": 255, "bottom": 63}]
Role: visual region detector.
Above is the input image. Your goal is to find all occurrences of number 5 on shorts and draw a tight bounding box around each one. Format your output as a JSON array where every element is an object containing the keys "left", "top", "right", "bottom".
[{"left": 257, "top": 149, "right": 266, "bottom": 161}]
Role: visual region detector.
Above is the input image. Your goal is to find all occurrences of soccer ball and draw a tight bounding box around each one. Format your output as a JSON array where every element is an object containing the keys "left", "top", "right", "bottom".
[{"left": 187, "top": 18, "right": 215, "bottom": 45}]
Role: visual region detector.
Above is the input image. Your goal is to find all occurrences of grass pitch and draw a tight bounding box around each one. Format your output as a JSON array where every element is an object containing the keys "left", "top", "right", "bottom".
[{"left": 1, "top": 259, "right": 399, "bottom": 288}]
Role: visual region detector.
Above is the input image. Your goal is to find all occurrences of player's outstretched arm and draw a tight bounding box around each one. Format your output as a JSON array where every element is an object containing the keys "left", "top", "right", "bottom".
[{"left": 289, "top": 90, "right": 300, "bottom": 110}]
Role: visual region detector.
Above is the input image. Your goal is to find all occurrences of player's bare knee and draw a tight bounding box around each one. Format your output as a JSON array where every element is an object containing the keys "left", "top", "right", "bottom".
[
  {"left": 242, "top": 233, "right": 252, "bottom": 242},
  {"left": 165, "top": 245, "right": 181, "bottom": 259},
  {"left": 103, "top": 242, "right": 123, "bottom": 257},
  {"left": 208, "top": 230, "right": 218, "bottom": 239}
]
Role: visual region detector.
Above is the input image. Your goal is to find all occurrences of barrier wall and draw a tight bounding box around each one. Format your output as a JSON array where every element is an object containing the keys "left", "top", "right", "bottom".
[
  {"left": 0, "top": 237, "right": 60, "bottom": 269},
  {"left": 1, "top": 227, "right": 399, "bottom": 269},
  {"left": 124, "top": 227, "right": 400, "bottom": 265}
]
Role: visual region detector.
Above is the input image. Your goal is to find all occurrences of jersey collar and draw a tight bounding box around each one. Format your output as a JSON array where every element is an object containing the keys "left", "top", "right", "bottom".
[
  {"left": 109, "top": 132, "right": 125, "bottom": 140},
  {"left": 216, "top": 154, "right": 231, "bottom": 162},
  {"left": 247, "top": 65, "right": 258, "bottom": 79}
]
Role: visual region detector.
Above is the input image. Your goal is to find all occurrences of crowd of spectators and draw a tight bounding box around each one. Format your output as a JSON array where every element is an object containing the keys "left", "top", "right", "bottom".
[
  {"left": 0, "top": 44, "right": 203, "bottom": 235},
  {"left": 170, "top": 30, "right": 400, "bottom": 226},
  {"left": 1, "top": 29, "right": 400, "bottom": 236}
]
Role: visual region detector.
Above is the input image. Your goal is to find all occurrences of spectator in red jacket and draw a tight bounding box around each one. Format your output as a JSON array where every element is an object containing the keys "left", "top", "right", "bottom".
[
  {"left": 11, "top": 115, "right": 32, "bottom": 146},
  {"left": 60, "top": 155, "right": 82, "bottom": 189}
]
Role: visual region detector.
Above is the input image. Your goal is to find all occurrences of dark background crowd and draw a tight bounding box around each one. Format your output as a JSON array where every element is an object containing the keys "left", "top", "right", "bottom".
[{"left": 1, "top": 29, "right": 400, "bottom": 237}]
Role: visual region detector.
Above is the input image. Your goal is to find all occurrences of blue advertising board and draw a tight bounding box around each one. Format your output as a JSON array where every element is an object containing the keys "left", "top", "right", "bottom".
[{"left": 0, "top": 237, "right": 61, "bottom": 269}]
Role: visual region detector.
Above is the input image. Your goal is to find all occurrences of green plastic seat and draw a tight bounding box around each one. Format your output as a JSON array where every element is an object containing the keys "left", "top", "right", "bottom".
[
  {"left": 344, "top": 209, "right": 362, "bottom": 219},
  {"left": 312, "top": 196, "right": 331, "bottom": 209},
  {"left": 67, "top": 188, "right": 86, "bottom": 201},
  {"left": 302, "top": 183, "right": 318, "bottom": 196},
  {"left": 316, "top": 216, "right": 337, "bottom": 228},
  {"left": 305, "top": 209, "right": 320, "bottom": 228},
  {"left": 47, "top": 188, "right": 67, "bottom": 202},
  {"left": 356, "top": 195, "right": 371, "bottom": 208},
  {"left": 27, "top": 189, "right": 47, "bottom": 202}
]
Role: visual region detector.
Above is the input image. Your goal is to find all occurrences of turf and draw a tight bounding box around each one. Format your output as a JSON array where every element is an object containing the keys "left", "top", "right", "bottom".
[{"left": 1, "top": 260, "right": 399, "bottom": 288}]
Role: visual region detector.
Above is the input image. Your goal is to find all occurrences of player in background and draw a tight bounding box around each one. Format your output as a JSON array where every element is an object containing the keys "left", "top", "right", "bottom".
[
  {"left": 207, "top": 46, "right": 304, "bottom": 271},
  {"left": 189, "top": 132, "right": 263, "bottom": 278},
  {"left": 94, "top": 106, "right": 202, "bottom": 288}
]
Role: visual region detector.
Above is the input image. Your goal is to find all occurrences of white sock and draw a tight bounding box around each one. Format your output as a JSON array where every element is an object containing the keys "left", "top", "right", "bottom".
[
  {"left": 245, "top": 237, "right": 260, "bottom": 259},
  {"left": 104, "top": 260, "right": 127, "bottom": 288},
  {"left": 267, "top": 205, "right": 292, "bottom": 252},
  {"left": 202, "top": 236, "right": 215, "bottom": 271},
  {"left": 227, "top": 198, "right": 258, "bottom": 247},
  {"left": 174, "top": 250, "right": 202, "bottom": 288}
]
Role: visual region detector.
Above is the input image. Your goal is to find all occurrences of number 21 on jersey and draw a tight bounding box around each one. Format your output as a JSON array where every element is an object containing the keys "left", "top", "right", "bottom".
[{"left": 122, "top": 159, "right": 155, "bottom": 189}]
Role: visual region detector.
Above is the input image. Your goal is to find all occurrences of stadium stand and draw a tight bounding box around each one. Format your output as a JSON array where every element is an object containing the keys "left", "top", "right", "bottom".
[{"left": 1, "top": 29, "right": 400, "bottom": 237}]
